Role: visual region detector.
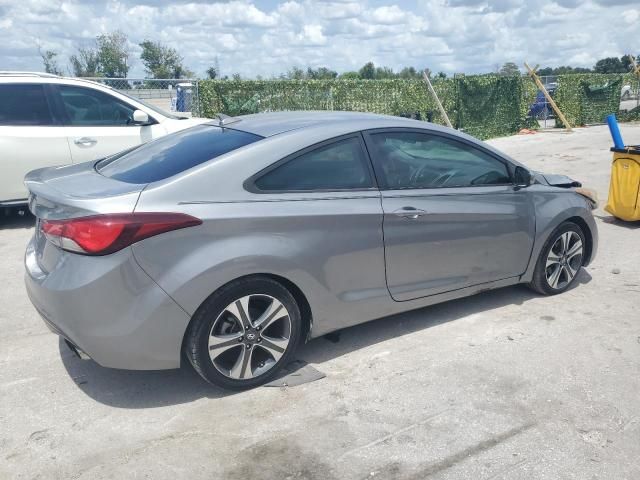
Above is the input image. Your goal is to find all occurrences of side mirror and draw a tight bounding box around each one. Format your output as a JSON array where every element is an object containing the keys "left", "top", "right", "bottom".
[
  {"left": 514, "top": 166, "right": 532, "bottom": 189},
  {"left": 132, "top": 109, "right": 150, "bottom": 125}
]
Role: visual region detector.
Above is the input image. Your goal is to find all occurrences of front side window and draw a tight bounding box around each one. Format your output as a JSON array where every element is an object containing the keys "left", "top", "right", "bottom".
[
  {"left": 59, "top": 86, "right": 138, "bottom": 126},
  {"left": 0, "top": 84, "right": 53, "bottom": 126},
  {"left": 368, "top": 131, "right": 511, "bottom": 189},
  {"left": 255, "top": 137, "right": 373, "bottom": 191}
]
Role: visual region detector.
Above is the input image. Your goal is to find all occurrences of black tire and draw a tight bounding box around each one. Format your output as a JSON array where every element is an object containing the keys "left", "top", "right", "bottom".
[
  {"left": 528, "top": 221, "right": 586, "bottom": 295},
  {"left": 185, "top": 276, "right": 302, "bottom": 390}
]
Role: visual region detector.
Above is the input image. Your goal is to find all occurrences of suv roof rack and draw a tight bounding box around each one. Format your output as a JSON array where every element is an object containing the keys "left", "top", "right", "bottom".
[{"left": 0, "top": 71, "right": 60, "bottom": 78}]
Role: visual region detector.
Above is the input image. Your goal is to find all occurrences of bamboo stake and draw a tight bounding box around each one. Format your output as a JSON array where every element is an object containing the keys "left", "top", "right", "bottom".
[
  {"left": 524, "top": 62, "right": 573, "bottom": 131},
  {"left": 423, "top": 69, "right": 452, "bottom": 128}
]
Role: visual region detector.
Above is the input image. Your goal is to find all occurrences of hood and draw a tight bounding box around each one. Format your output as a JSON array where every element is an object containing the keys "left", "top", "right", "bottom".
[{"left": 534, "top": 172, "right": 582, "bottom": 188}]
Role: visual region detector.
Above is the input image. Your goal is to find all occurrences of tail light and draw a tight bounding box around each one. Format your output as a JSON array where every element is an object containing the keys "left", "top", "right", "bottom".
[{"left": 40, "top": 213, "right": 202, "bottom": 255}]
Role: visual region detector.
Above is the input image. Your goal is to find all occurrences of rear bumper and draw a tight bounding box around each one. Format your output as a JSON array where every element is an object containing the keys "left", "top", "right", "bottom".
[{"left": 24, "top": 237, "right": 191, "bottom": 370}]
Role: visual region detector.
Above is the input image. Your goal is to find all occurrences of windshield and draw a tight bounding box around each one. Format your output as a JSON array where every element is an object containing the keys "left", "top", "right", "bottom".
[{"left": 97, "top": 124, "right": 263, "bottom": 184}]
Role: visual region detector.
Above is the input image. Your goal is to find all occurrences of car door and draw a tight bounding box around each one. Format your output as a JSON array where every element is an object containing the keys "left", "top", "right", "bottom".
[
  {"left": 0, "top": 83, "right": 71, "bottom": 203},
  {"left": 53, "top": 84, "right": 165, "bottom": 164},
  {"left": 244, "top": 134, "right": 387, "bottom": 331},
  {"left": 363, "top": 128, "right": 535, "bottom": 301}
]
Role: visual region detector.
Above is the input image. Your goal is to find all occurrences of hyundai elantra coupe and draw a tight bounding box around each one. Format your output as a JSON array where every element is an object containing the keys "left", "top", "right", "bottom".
[{"left": 24, "top": 111, "right": 598, "bottom": 389}]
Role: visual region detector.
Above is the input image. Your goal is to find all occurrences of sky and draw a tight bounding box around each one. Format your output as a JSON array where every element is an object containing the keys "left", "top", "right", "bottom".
[{"left": 0, "top": 0, "right": 638, "bottom": 78}]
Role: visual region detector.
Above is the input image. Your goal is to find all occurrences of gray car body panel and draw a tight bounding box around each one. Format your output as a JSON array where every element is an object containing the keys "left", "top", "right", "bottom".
[{"left": 24, "top": 111, "right": 598, "bottom": 369}]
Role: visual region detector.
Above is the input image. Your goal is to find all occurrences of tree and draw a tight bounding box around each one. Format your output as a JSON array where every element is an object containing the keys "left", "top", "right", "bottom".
[
  {"left": 621, "top": 54, "right": 639, "bottom": 72},
  {"left": 358, "top": 62, "right": 375, "bottom": 79},
  {"left": 69, "top": 47, "right": 100, "bottom": 77},
  {"left": 139, "top": 40, "right": 193, "bottom": 79},
  {"left": 96, "top": 31, "right": 129, "bottom": 77},
  {"left": 398, "top": 67, "right": 421, "bottom": 79},
  {"left": 306, "top": 67, "right": 338, "bottom": 79},
  {"left": 594, "top": 57, "right": 625, "bottom": 74},
  {"left": 38, "top": 47, "right": 63, "bottom": 75},
  {"left": 284, "top": 66, "right": 305, "bottom": 79},
  {"left": 69, "top": 31, "right": 129, "bottom": 78},
  {"left": 499, "top": 62, "right": 520, "bottom": 76},
  {"left": 206, "top": 66, "right": 218, "bottom": 79},
  {"left": 339, "top": 71, "right": 359, "bottom": 79}
]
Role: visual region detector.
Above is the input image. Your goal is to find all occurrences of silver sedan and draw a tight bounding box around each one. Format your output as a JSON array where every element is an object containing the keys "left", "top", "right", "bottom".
[{"left": 24, "top": 111, "right": 598, "bottom": 389}]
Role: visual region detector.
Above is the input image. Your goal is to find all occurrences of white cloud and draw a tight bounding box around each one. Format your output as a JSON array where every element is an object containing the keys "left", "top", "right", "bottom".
[{"left": 0, "top": 0, "right": 636, "bottom": 78}]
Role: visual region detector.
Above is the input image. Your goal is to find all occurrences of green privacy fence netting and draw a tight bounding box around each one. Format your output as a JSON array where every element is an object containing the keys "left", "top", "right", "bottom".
[{"left": 197, "top": 73, "right": 636, "bottom": 140}]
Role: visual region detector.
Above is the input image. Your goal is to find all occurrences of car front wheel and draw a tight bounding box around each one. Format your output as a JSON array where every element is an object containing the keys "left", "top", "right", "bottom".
[
  {"left": 185, "top": 276, "right": 302, "bottom": 389},
  {"left": 529, "top": 222, "right": 586, "bottom": 295}
]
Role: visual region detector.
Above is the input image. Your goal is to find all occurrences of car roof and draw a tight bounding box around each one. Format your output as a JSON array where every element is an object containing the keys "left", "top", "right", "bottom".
[
  {"left": 225, "top": 110, "right": 437, "bottom": 137},
  {"left": 214, "top": 110, "right": 525, "bottom": 171}
]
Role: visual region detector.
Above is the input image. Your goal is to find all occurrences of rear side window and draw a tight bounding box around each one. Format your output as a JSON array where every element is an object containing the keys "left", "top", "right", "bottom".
[
  {"left": 98, "top": 124, "right": 262, "bottom": 183},
  {"left": 254, "top": 137, "right": 373, "bottom": 191},
  {"left": 0, "top": 84, "right": 54, "bottom": 126}
]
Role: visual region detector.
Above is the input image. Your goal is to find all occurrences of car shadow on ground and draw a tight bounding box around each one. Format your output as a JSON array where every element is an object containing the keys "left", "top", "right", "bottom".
[
  {"left": 60, "top": 270, "right": 591, "bottom": 409},
  {"left": 1, "top": 210, "right": 35, "bottom": 229},
  {"left": 596, "top": 214, "right": 640, "bottom": 230},
  {"left": 299, "top": 272, "right": 591, "bottom": 365}
]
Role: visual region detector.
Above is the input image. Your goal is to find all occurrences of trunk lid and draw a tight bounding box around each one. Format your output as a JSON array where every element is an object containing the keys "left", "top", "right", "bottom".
[{"left": 25, "top": 161, "right": 145, "bottom": 220}]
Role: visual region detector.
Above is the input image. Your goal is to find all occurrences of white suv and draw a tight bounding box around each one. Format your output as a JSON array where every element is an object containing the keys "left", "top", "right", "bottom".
[{"left": 0, "top": 72, "right": 210, "bottom": 205}]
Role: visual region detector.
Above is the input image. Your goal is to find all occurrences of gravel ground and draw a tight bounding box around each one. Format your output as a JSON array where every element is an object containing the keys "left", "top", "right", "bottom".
[{"left": 1, "top": 123, "right": 639, "bottom": 479}]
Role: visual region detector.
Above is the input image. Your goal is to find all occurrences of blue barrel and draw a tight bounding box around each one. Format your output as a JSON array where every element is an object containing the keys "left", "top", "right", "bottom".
[
  {"left": 176, "top": 83, "right": 193, "bottom": 112},
  {"left": 606, "top": 114, "right": 624, "bottom": 150}
]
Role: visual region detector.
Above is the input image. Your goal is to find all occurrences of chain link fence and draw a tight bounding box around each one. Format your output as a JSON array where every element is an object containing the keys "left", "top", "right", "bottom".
[{"left": 80, "top": 78, "right": 201, "bottom": 117}]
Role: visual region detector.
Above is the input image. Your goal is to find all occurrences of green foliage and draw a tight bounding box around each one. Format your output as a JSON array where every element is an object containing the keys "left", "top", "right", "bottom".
[
  {"left": 69, "top": 31, "right": 128, "bottom": 78},
  {"left": 537, "top": 65, "right": 591, "bottom": 75},
  {"left": 70, "top": 47, "right": 100, "bottom": 77},
  {"left": 39, "top": 48, "right": 63, "bottom": 76},
  {"left": 198, "top": 75, "right": 536, "bottom": 140},
  {"left": 455, "top": 74, "right": 534, "bottom": 138},
  {"left": 359, "top": 62, "right": 375, "bottom": 80},
  {"left": 206, "top": 66, "right": 218, "bottom": 80},
  {"left": 499, "top": 62, "right": 520, "bottom": 77},
  {"left": 139, "top": 40, "right": 192, "bottom": 79},
  {"left": 594, "top": 57, "right": 627, "bottom": 74},
  {"left": 554, "top": 73, "right": 625, "bottom": 126},
  {"left": 96, "top": 31, "right": 129, "bottom": 78},
  {"left": 282, "top": 66, "right": 338, "bottom": 80}
]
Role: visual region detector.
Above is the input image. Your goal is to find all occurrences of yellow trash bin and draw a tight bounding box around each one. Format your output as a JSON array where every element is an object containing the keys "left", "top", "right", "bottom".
[{"left": 605, "top": 146, "right": 640, "bottom": 221}]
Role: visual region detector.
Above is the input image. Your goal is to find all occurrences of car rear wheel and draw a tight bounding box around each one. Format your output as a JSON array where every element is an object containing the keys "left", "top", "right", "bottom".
[
  {"left": 529, "top": 222, "right": 585, "bottom": 295},
  {"left": 185, "top": 276, "right": 302, "bottom": 389}
]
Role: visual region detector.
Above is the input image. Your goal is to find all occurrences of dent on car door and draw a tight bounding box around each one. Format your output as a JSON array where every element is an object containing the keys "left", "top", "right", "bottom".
[
  {"left": 55, "top": 85, "right": 161, "bottom": 164},
  {"left": 363, "top": 129, "right": 535, "bottom": 301},
  {"left": 0, "top": 83, "right": 70, "bottom": 202}
]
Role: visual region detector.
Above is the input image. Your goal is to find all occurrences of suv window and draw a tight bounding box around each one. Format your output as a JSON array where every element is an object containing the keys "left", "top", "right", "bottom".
[
  {"left": 97, "top": 124, "right": 262, "bottom": 184},
  {"left": 59, "top": 86, "right": 138, "bottom": 126},
  {"left": 255, "top": 137, "right": 373, "bottom": 191},
  {"left": 367, "top": 131, "right": 511, "bottom": 189},
  {"left": 0, "top": 84, "right": 54, "bottom": 126}
]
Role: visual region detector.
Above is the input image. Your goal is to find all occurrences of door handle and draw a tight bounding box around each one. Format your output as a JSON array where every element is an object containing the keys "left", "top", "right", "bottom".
[
  {"left": 74, "top": 137, "right": 97, "bottom": 147},
  {"left": 392, "top": 206, "right": 427, "bottom": 219}
]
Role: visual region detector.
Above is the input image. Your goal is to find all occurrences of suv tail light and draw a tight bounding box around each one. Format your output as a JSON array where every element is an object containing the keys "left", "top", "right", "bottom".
[{"left": 41, "top": 213, "right": 202, "bottom": 255}]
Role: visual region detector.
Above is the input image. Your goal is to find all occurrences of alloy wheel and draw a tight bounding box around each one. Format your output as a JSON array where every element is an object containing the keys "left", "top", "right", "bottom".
[
  {"left": 545, "top": 231, "right": 583, "bottom": 290},
  {"left": 208, "top": 294, "right": 291, "bottom": 380}
]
